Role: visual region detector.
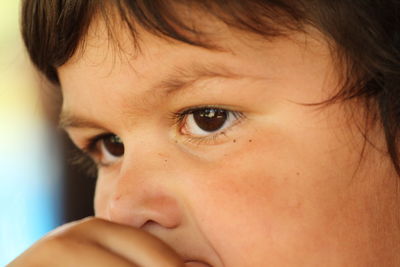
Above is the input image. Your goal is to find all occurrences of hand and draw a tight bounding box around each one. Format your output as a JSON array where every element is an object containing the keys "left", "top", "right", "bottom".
[{"left": 8, "top": 217, "right": 184, "bottom": 267}]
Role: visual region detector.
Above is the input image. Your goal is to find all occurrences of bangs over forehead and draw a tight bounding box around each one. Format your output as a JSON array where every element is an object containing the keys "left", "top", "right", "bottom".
[{"left": 21, "top": 0, "right": 309, "bottom": 84}]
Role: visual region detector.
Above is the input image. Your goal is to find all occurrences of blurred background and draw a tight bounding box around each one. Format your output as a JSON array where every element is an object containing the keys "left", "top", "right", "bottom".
[{"left": 0, "top": 2, "right": 94, "bottom": 265}]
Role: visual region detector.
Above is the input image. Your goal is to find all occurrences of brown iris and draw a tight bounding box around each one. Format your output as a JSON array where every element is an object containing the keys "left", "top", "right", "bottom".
[
  {"left": 192, "top": 108, "right": 228, "bottom": 132},
  {"left": 102, "top": 135, "right": 124, "bottom": 157}
]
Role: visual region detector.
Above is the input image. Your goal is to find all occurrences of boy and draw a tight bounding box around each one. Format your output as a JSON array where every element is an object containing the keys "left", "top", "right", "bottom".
[{"left": 11, "top": 0, "right": 400, "bottom": 266}]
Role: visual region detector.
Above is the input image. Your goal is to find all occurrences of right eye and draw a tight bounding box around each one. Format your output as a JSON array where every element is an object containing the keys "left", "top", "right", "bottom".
[{"left": 87, "top": 134, "right": 124, "bottom": 167}]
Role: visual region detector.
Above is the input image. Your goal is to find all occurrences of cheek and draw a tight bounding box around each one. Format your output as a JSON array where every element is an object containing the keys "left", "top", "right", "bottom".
[
  {"left": 185, "top": 119, "right": 371, "bottom": 265},
  {"left": 184, "top": 140, "right": 308, "bottom": 264}
]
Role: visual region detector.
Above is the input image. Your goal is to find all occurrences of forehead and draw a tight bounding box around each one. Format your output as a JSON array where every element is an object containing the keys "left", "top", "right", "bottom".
[{"left": 58, "top": 13, "right": 332, "bottom": 129}]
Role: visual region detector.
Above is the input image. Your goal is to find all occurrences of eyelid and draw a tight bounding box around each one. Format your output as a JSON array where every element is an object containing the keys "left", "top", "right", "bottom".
[
  {"left": 84, "top": 133, "right": 111, "bottom": 154},
  {"left": 75, "top": 133, "right": 115, "bottom": 168},
  {"left": 172, "top": 104, "right": 243, "bottom": 120}
]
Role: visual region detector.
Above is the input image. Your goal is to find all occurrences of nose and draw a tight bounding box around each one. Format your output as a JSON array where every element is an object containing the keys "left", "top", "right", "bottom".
[
  {"left": 98, "top": 147, "right": 184, "bottom": 230},
  {"left": 105, "top": 179, "right": 183, "bottom": 229}
]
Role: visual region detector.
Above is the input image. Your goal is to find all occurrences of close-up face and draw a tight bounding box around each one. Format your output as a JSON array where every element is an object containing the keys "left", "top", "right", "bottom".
[{"left": 58, "top": 11, "right": 399, "bottom": 267}]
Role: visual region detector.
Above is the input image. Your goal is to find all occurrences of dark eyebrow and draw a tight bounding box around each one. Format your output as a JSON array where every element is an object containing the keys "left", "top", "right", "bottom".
[
  {"left": 60, "top": 63, "right": 238, "bottom": 130},
  {"left": 59, "top": 112, "right": 106, "bottom": 130},
  {"left": 154, "top": 63, "right": 238, "bottom": 96}
]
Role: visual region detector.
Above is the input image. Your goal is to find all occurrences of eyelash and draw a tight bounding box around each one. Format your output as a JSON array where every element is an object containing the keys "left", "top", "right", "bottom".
[
  {"left": 74, "top": 133, "right": 114, "bottom": 169},
  {"left": 84, "top": 133, "right": 112, "bottom": 155},
  {"left": 74, "top": 106, "right": 245, "bottom": 171}
]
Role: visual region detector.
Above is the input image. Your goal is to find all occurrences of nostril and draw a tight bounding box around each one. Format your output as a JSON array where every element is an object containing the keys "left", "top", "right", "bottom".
[
  {"left": 106, "top": 190, "right": 183, "bottom": 229},
  {"left": 141, "top": 220, "right": 157, "bottom": 230}
]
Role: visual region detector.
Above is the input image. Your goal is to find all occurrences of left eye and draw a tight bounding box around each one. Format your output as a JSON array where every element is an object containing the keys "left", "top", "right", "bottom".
[
  {"left": 181, "top": 108, "right": 241, "bottom": 137},
  {"left": 93, "top": 134, "right": 124, "bottom": 166}
]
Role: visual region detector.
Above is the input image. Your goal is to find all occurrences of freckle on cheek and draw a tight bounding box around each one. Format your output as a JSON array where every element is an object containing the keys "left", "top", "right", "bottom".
[{"left": 233, "top": 139, "right": 237, "bottom": 143}]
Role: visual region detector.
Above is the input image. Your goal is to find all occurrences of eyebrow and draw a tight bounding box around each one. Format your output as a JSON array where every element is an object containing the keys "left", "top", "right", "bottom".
[
  {"left": 59, "top": 63, "right": 238, "bottom": 130},
  {"left": 155, "top": 63, "right": 238, "bottom": 96},
  {"left": 59, "top": 113, "right": 106, "bottom": 130}
]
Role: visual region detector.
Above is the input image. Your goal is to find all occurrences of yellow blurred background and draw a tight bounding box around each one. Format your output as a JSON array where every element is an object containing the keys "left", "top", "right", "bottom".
[{"left": 0, "top": 1, "right": 62, "bottom": 265}]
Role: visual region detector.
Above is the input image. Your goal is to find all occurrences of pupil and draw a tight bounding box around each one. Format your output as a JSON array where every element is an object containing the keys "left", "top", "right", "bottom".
[
  {"left": 104, "top": 135, "right": 124, "bottom": 156},
  {"left": 193, "top": 108, "right": 227, "bottom": 132}
]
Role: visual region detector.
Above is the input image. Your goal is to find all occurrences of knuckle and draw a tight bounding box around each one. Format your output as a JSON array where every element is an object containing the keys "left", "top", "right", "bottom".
[
  {"left": 43, "top": 221, "right": 94, "bottom": 249},
  {"left": 49, "top": 217, "right": 97, "bottom": 237}
]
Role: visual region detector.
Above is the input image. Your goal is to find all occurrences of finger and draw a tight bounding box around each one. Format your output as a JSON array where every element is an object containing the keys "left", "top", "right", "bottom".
[
  {"left": 9, "top": 235, "right": 138, "bottom": 267},
  {"left": 64, "top": 217, "right": 184, "bottom": 267}
]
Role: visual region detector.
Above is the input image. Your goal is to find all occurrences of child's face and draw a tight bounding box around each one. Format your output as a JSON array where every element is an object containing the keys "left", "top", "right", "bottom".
[{"left": 59, "top": 16, "right": 397, "bottom": 266}]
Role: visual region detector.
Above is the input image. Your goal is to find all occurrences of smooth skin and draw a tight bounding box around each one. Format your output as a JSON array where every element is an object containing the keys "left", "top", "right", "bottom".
[
  {"left": 11, "top": 9, "right": 400, "bottom": 267},
  {"left": 10, "top": 218, "right": 183, "bottom": 266}
]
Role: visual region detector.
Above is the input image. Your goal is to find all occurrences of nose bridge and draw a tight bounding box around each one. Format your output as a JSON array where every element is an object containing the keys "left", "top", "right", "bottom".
[{"left": 105, "top": 137, "right": 183, "bottom": 229}]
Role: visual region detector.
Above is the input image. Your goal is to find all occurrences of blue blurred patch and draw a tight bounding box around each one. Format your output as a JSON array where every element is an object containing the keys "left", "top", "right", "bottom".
[{"left": 0, "top": 123, "right": 62, "bottom": 265}]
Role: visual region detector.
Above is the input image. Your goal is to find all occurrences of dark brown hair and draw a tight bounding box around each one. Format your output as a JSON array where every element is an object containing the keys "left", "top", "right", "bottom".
[{"left": 21, "top": 0, "right": 400, "bottom": 175}]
